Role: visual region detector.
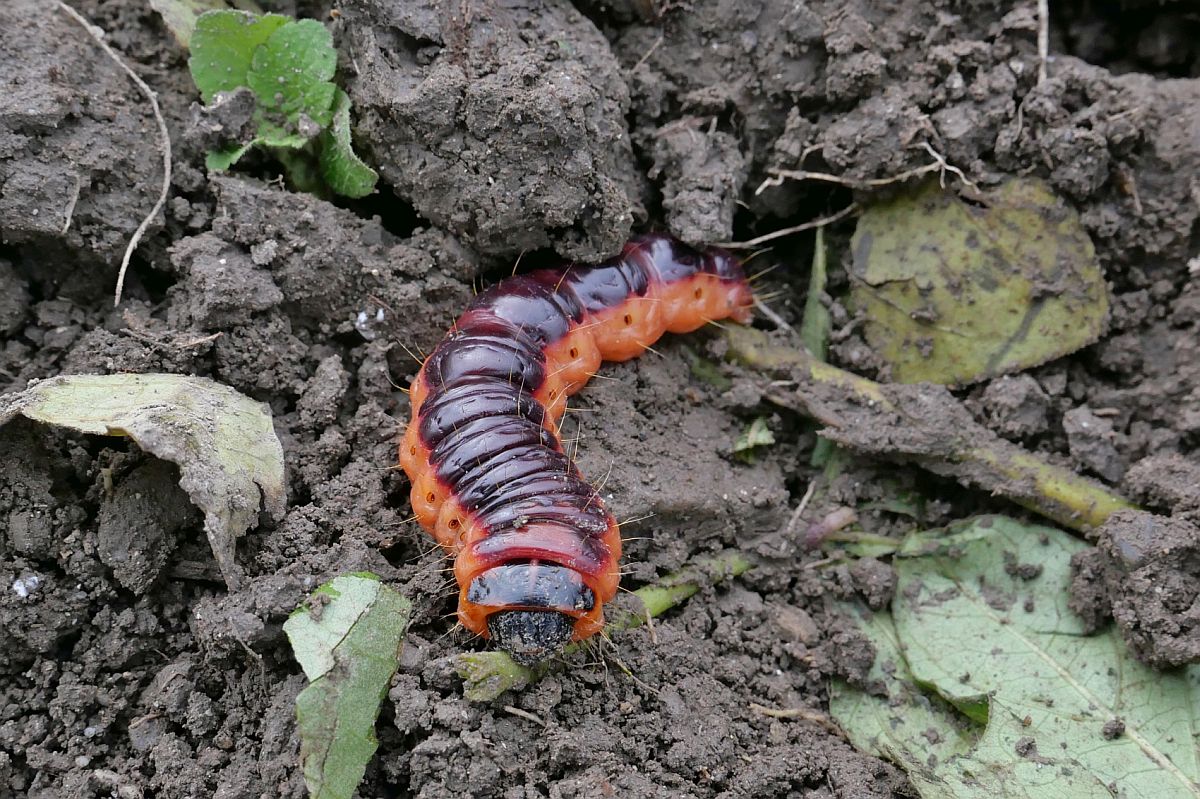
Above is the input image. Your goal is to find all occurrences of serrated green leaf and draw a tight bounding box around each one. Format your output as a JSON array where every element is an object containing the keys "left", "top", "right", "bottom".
[
  {"left": 319, "top": 88, "right": 378, "bottom": 198},
  {"left": 849, "top": 179, "right": 1109, "bottom": 384},
  {"left": 284, "top": 573, "right": 411, "bottom": 799},
  {"left": 189, "top": 10, "right": 289, "bottom": 102},
  {"left": 205, "top": 140, "right": 255, "bottom": 171},
  {"left": 832, "top": 516, "right": 1200, "bottom": 798},
  {"left": 187, "top": 8, "right": 370, "bottom": 200},
  {"left": 0, "top": 374, "right": 285, "bottom": 588},
  {"left": 255, "top": 127, "right": 312, "bottom": 150},
  {"left": 247, "top": 19, "right": 337, "bottom": 143}
]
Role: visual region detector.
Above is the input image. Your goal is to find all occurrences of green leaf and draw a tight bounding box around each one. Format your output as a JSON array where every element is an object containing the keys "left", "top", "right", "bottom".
[
  {"left": 205, "top": 140, "right": 255, "bottom": 171},
  {"left": 284, "top": 573, "right": 411, "bottom": 799},
  {"left": 833, "top": 600, "right": 1111, "bottom": 798},
  {"left": 733, "top": 416, "right": 775, "bottom": 462},
  {"left": 0, "top": 374, "right": 285, "bottom": 588},
  {"left": 849, "top": 179, "right": 1109, "bottom": 384},
  {"left": 860, "top": 490, "right": 924, "bottom": 520},
  {"left": 831, "top": 603, "right": 982, "bottom": 791},
  {"left": 189, "top": 10, "right": 289, "bottom": 102},
  {"left": 149, "top": 0, "right": 230, "bottom": 47},
  {"left": 274, "top": 147, "right": 327, "bottom": 196},
  {"left": 801, "top": 226, "right": 836, "bottom": 468},
  {"left": 458, "top": 651, "right": 539, "bottom": 703},
  {"left": 187, "top": 9, "right": 370, "bottom": 199},
  {"left": 832, "top": 516, "right": 1200, "bottom": 798},
  {"left": 681, "top": 344, "right": 732, "bottom": 391},
  {"left": 319, "top": 88, "right": 378, "bottom": 198},
  {"left": 247, "top": 19, "right": 337, "bottom": 143},
  {"left": 800, "top": 225, "right": 831, "bottom": 360}
]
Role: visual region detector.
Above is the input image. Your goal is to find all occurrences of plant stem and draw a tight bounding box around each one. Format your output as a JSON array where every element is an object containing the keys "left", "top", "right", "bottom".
[
  {"left": 456, "top": 550, "right": 751, "bottom": 702},
  {"left": 723, "top": 325, "right": 1136, "bottom": 535},
  {"left": 617, "top": 550, "right": 752, "bottom": 627}
]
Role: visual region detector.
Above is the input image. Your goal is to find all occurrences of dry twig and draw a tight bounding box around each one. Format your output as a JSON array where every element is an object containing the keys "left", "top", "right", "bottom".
[
  {"left": 782, "top": 480, "right": 817, "bottom": 541},
  {"left": 753, "top": 296, "right": 796, "bottom": 335},
  {"left": 502, "top": 705, "right": 548, "bottom": 727}
]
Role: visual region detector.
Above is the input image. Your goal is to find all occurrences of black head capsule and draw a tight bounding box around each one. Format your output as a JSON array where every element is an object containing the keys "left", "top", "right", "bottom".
[
  {"left": 467, "top": 561, "right": 595, "bottom": 665},
  {"left": 488, "top": 609, "right": 574, "bottom": 666}
]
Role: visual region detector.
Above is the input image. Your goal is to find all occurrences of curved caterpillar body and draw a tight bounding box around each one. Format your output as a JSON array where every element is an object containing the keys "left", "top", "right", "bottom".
[{"left": 399, "top": 234, "right": 752, "bottom": 664}]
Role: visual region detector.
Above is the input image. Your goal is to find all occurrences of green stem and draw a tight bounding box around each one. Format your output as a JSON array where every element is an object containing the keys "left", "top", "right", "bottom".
[
  {"left": 615, "top": 550, "right": 752, "bottom": 627},
  {"left": 456, "top": 550, "right": 751, "bottom": 702},
  {"left": 724, "top": 325, "right": 1136, "bottom": 535},
  {"left": 968, "top": 445, "right": 1133, "bottom": 531}
]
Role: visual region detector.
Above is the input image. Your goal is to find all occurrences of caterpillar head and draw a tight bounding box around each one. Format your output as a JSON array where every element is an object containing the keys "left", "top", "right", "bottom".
[
  {"left": 488, "top": 609, "right": 574, "bottom": 666},
  {"left": 467, "top": 561, "right": 595, "bottom": 665}
]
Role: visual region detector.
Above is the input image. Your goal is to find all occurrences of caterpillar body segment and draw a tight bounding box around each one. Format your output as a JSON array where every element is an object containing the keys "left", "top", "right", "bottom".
[{"left": 399, "top": 234, "right": 753, "bottom": 664}]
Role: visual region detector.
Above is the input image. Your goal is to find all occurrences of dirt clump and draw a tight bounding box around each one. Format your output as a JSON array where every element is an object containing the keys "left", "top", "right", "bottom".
[
  {"left": 1071, "top": 510, "right": 1200, "bottom": 668},
  {"left": 0, "top": 0, "right": 162, "bottom": 271},
  {"left": 0, "top": 261, "right": 31, "bottom": 338},
  {"left": 341, "top": 0, "right": 642, "bottom": 261},
  {"left": 1123, "top": 453, "right": 1200, "bottom": 520},
  {"left": 978, "top": 374, "right": 1052, "bottom": 440},
  {"left": 1063, "top": 405, "right": 1127, "bottom": 483},
  {"left": 650, "top": 119, "right": 748, "bottom": 245},
  {"left": 96, "top": 459, "right": 198, "bottom": 594}
]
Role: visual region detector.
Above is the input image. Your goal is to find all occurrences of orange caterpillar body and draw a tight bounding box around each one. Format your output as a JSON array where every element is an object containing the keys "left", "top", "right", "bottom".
[{"left": 399, "top": 234, "right": 752, "bottom": 663}]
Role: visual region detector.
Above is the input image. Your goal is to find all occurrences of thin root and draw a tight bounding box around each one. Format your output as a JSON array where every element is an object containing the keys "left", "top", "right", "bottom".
[
  {"left": 782, "top": 481, "right": 818, "bottom": 541},
  {"left": 754, "top": 296, "right": 795, "bottom": 335},
  {"left": 503, "top": 705, "right": 548, "bottom": 727},
  {"left": 56, "top": 2, "right": 173, "bottom": 308},
  {"left": 753, "top": 142, "right": 975, "bottom": 199},
  {"left": 750, "top": 702, "right": 845, "bottom": 737},
  {"left": 1037, "top": 0, "right": 1050, "bottom": 85},
  {"left": 721, "top": 204, "right": 859, "bottom": 250}
]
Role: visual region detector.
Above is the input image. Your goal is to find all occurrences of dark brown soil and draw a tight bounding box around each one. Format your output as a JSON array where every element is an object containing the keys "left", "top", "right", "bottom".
[{"left": 2, "top": 0, "right": 1198, "bottom": 797}]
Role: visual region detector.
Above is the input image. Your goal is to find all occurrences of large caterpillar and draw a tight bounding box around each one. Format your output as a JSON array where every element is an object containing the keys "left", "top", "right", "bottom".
[{"left": 399, "top": 234, "right": 753, "bottom": 664}]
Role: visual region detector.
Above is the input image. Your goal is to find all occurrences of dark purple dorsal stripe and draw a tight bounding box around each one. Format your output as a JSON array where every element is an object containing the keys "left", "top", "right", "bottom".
[{"left": 419, "top": 234, "right": 735, "bottom": 579}]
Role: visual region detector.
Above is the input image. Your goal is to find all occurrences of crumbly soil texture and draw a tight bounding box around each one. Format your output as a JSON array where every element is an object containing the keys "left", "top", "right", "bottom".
[{"left": 2, "top": 0, "right": 1198, "bottom": 797}]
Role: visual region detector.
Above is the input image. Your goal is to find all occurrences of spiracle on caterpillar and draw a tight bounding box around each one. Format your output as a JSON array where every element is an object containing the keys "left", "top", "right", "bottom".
[{"left": 399, "top": 234, "right": 753, "bottom": 665}]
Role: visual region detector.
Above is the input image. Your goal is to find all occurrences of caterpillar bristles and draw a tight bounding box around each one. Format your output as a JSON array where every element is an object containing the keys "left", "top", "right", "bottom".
[{"left": 397, "top": 235, "right": 753, "bottom": 660}]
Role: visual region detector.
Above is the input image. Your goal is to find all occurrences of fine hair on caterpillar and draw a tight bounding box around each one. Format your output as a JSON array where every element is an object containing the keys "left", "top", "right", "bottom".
[{"left": 399, "top": 234, "right": 753, "bottom": 665}]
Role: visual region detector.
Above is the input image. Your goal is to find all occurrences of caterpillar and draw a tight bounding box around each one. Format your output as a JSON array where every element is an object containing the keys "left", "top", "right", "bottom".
[{"left": 399, "top": 234, "right": 753, "bottom": 664}]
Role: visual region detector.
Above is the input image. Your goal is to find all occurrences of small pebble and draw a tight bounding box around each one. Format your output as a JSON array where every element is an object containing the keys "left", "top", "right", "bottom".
[{"left": 12, "top": 573, "right": 42, "bottom": 599}]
